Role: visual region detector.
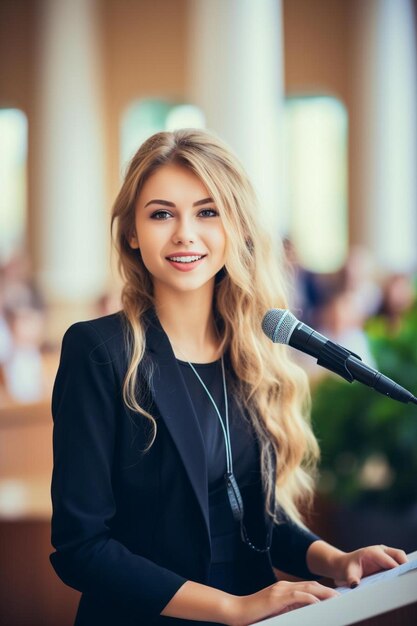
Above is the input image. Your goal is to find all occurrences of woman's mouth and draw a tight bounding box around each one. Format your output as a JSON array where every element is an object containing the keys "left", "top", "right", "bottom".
[{"left": 165, "top": 254, "right": 207, "bottom": 272}]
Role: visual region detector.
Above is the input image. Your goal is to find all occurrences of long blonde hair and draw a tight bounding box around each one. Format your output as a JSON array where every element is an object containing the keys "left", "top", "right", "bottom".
[{"left": 111, "top": 128, "right": 319, "bottom": 524}]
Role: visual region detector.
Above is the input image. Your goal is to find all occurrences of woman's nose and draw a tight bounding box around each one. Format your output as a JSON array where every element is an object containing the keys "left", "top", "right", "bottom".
[{"left": 172, "top": 216, "right": 196, "bottom": 245}]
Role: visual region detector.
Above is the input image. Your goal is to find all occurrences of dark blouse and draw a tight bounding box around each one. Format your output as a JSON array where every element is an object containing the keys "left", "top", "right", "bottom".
[
  {"left": 177, "top": 359, "right": 273, "bottom": 596},
  {"left": 177, "top": 358, "right": 259, "bottom": 490}
]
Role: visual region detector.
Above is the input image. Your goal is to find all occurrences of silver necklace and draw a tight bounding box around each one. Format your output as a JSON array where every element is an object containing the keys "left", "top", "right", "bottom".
[{"left": 186, "top": 356, "right": 271, "bottom": 553}]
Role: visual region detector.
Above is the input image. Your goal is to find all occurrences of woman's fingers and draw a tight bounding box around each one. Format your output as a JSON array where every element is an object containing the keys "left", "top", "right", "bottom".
[
  {"left": 276, "top": 591, "right": 321, "bottom": 614},
  {"left": 271, "top": 582, "right": 338, "bottom": 617},
  {"left": 273, "top": 580, "right": 339, "bottom": 601},
  {"left": 302, "top": 581, "right": 339, "bottom": 600},
  {"left": 343, "top": 545, "right": 408, "bottom": 587},
  {"left": 345, "top": 563, "right": 362, "bottom": 589},
  {"left": 238, "top": 580, "right": 339, "bottom": 625},
  {"left": 370, "top": 546, "right": 405, "bottom": 571},
  {"left": 380, "top": 546, "right": 408, "bottom": 565}
]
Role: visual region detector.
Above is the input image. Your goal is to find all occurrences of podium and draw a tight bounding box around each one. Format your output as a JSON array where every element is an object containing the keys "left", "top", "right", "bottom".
[{"left": 253, "top": 551, "right": 417, "bottom": 626}]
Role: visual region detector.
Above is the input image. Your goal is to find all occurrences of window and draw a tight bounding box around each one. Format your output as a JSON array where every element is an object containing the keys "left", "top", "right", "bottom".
[
  {"left": 0, "top": 109, "right": 28, "bottom": 263},
  {"left": 284, "top": 96, "right": 348, "bottom": 272},
  {"left": 120, "top": 99, "right": 205, "bottom": 172}
]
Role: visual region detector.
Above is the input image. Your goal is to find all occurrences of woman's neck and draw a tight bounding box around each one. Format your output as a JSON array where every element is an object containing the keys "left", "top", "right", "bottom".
[{"left": 154, "top": 285, "right": 221, "bottom": 363}]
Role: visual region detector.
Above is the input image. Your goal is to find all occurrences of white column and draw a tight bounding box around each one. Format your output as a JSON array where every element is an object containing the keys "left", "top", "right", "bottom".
[
  {"left": 36, "top": 0, "right": 106, "bottom": 301},
  {"left": 187, "top": 0, "right": 285, "bottom": 239},
  {"left": 352, "top": 0, "right": 417, "bottom": 272}
]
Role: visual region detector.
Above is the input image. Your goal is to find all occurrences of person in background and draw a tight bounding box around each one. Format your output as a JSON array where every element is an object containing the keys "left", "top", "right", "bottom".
[
  {"left": 0, "top": 282, "right": 13, "bottom": 368},
  {"left": 282, "top": 237, "right": 325, "bottom": 326},
  {"left": 341, "top": 246, "right": 382, "bottom": 321},
  {"left": 95, "top": 291, "right": 122, "bottom": 317},
  {"left": 50, "top": 129, "right": 406, "bottom": 626},
  {"left": 377, "top": 273, "right": 415, "bottom": 333},
  {"left": 2, "top": 304, "right": 46, "bottom": 403},
  {"left": 315, "top": 287, "right": 377, "bottom": 371},
  {"left": 0, "top": 256, "right": 48, "bottom": 404}
]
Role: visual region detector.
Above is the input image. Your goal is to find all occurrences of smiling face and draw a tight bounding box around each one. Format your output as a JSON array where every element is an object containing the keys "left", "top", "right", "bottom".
[{"left": 131, "top": 163, "right": 227, "bottom": 300}]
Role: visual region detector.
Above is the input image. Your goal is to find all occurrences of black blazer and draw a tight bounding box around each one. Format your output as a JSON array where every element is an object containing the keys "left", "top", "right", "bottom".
[{"left": 50, "top": 309, "right": 319, "bottom": 626}]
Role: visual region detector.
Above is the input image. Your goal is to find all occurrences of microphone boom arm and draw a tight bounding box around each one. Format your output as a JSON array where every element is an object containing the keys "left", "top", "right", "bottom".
[
  {"left": 264, "top": 310, "right": 417, "bottom": 405},
  {"left": 291, "top": 322, "right": 361, "bottom": 383}
]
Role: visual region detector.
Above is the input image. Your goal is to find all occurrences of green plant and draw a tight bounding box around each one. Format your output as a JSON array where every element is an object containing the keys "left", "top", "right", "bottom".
[{"left": 311, "top": 304, "right": 417, "bottom": 511}]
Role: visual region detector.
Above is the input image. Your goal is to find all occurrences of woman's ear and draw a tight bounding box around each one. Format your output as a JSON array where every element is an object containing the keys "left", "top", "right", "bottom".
[{"left": 129, "top": 231, "right": 140, "bottom": 249}]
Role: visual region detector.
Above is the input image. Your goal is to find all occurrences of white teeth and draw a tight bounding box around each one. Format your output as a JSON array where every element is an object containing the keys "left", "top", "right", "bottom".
[{"left": 168, "top": 255, "right": 203, "bottom": 263}]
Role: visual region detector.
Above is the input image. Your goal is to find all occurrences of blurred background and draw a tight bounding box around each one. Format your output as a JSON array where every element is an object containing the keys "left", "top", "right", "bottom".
[{"left": 1, "top": 0, "right": 417, "bottom": 624}]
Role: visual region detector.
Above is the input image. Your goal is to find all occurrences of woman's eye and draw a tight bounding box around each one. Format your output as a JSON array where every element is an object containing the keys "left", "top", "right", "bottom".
[
  {"left": 198, "top": 208, "right": 219, "bottom": 218},
  {"left": 150, "top": 210, "right": 172, "bottom": 220}
]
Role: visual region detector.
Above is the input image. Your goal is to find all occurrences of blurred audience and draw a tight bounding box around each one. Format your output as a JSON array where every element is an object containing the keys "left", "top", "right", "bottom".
[
  {"left": 0, "top": 299, "right": 13, "bottom": 365},
  {"left": 315, "top": 287, "right": 377, "bottom": 369},
  {"left": 2, "top": 305, "right": 46, "bottom": 403},
  {"left": 377, "top": 273, "right": 415, "bottom": 333},
  {"left": 283, "top": 237, "right": 329, "bottom": 326},
  {"left": 0, "top": 243, "right": 415, "bottom": 405},
  {"left": 340, "top": 246, "right": 382, "bottom": 320},
  {"left": 283, "top": 240, "right": 403, "bottom": 376},
  {"left": 0, "top": 252, "right": 123, "bottom": 406},
  {"left": 0, "top": 251, "right": 45, "bottom": 312},
  {"left": 0, "top": 253, "right": 47, "bottom": 404},
  {"left": 95, "top": 291, "right": 122, "bottom": 317},
  {"left": 313, "top": 246, "right": 383, "bottom": 369}
]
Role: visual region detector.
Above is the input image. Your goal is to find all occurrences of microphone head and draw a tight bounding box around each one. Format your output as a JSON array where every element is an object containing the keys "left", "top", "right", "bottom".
[{"left": 262, "top": 309, "right": 299, "bottom": 344}]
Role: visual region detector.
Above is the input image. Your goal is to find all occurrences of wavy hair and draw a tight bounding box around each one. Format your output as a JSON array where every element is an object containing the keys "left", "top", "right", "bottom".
[{"left": 111, "top": 128, "right": 319, "bottom": 524}]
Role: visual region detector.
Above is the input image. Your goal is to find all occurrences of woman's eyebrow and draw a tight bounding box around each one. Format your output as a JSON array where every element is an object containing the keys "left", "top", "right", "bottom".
[{"left": 144, "top": 197, "right": 214, "bottom": 208}]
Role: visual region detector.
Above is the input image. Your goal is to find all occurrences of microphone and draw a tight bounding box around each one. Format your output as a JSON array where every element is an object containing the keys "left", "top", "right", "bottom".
[{"left": 262, "top": 308, "right": 417, "bottom": 405}]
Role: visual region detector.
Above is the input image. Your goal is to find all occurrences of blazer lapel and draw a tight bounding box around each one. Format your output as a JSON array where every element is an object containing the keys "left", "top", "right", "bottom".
[{"left": 144, "top": 310, "right": 210, "bottom": 543}]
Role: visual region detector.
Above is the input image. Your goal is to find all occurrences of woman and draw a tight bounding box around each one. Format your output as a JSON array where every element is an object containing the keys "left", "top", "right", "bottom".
[{"left": 50, "top": 129, "right": 406, "bottom": 626}]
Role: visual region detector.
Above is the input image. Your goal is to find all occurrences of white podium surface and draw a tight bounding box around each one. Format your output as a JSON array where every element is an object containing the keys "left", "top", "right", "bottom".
[{"left": 253, "top": 551, "right": 417, "bottom": 626}]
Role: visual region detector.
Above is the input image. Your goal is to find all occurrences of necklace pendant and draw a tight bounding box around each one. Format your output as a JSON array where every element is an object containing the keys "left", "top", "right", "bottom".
[{"left": 225, "top": 471, "right": 244, "bottom": 523}]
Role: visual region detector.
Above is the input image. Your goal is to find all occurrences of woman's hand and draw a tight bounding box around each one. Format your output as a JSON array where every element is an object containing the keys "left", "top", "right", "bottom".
[
  {"left": 330, "top": 544, "right": 408, "bottom": 588},
  {"left": 228, "top": 580, "right": 339, "bottom": 626},
  {"left": 162, "top": 578, "right": 338, "bottom": 626}
]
